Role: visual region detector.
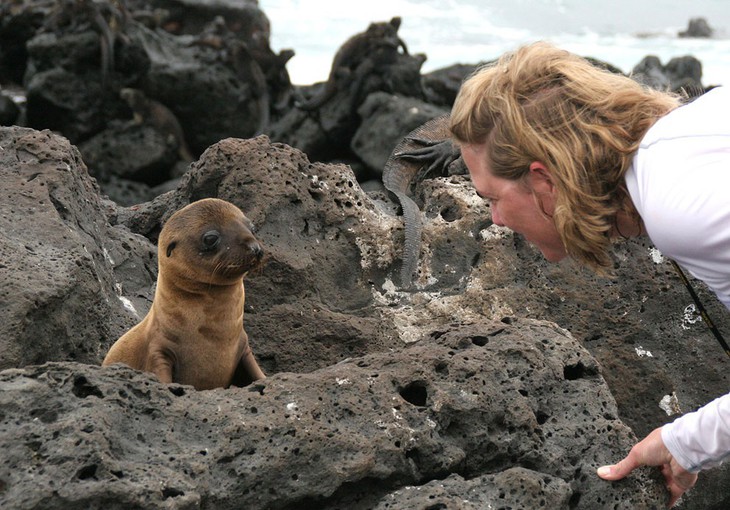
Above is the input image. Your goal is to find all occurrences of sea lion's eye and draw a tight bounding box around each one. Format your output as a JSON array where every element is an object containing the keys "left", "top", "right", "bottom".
[{"left": 201, "top": 230, "right": 221, "bottom": 251}]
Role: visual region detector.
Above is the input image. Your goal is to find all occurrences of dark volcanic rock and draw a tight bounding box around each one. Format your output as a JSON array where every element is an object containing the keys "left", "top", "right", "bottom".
[
  {"left": 352, "top": 92, "right": 448, "bottom": 178},
  {"left": 78, "top": 120, "right": 181, "bottom": 186},
  {"left": 632, "top": 55, "right": 671, "bottom": 90},
  {"left": 665, "top": 55, "right": 705, "bottom": 94},
  {"left": 2, "top": 125, "right": 730, "bottom": 507},
  {"left": 16, "top": 0, "right": 283, "bottom": 186},
  {"left": 631, "top": 55, "right": 705, "bottom": 95},
  {"left": 0, "top": 92, "right": 20, "bottom": 125},
  {"left": 373, "top": 469, "right": 573, "bottom": 508},
  {"left": 0, "top": 319, "right": 665, "bottom": 509},
  {"left": 24, "top": 30, "right": 149, "bottom": 144},
  {"left": 116, "top": 134, "right": 403, "bottom": 374},
  {"left": 146, "top": 0, "right": 268, "bottom": 37},
  {"left": 269, "top": 19, "right": 427, "bottom": 164},
  {"left": 1, "top": 3, "right": 729, "bottom": 505},
  {"left": 130, "top": 22, "right": 264, "bottom": 153},
  {"left": 422, "top": 62, "right": 482, "bottom": 107},
  {"left": 97, "top": 175, "right": 158, "bottom": 207},
  {"left": 0, "top": 0, "right": 46, "bottom": 85},
  {"left": 679, "top": 17, "right": 714, "bottom": 38},
  {"left": 0, "top": 126, "right": 155, "bottom": 370}
]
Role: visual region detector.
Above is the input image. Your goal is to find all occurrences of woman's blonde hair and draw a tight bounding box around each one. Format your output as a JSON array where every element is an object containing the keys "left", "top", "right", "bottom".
[{"left": 450, "top": 42, "right": 681, "bottom": 274}]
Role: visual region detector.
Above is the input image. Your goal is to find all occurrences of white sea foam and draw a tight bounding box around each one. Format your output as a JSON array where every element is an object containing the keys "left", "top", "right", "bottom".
[{"left": 262, "top": 0, "right": 730, "bottom": 86}]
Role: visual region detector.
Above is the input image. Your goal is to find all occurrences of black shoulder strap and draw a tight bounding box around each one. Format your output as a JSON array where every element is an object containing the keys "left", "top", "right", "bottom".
[{"left": 670, "top": 259, "right": 730, "bottom": 359}]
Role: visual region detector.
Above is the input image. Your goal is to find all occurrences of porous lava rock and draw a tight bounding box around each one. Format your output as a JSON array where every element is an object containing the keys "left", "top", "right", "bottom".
[
  {"left": 2, "top": 105, "right": 730, "bottom": 508},
  {"left": 0, "top": 319, "right": 665, "bottom": 509}
]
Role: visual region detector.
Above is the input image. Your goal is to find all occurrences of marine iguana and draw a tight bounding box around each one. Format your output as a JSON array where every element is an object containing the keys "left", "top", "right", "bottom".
[
  {"left": 298, "top": 16, "right": 408, "bottom": 111},
  {"left": 382, "top": 114, "right": 463, "bottom": 288}
]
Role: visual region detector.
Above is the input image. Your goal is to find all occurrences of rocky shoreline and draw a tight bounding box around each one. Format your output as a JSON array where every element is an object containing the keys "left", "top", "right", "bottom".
[{"left": 1, "top": 1, "right": 729, "bottom": 508}]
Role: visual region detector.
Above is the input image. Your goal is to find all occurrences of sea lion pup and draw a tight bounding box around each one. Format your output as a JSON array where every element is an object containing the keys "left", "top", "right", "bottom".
[{"left": 103, "top": 198, "right": 267, "bottom": 390}]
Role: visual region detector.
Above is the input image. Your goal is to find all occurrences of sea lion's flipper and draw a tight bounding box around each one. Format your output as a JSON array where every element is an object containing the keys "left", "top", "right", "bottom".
[
  {"left": 147, "top": 348, "right": 175, "bottom": 384},
  {"left": 230, "top": 353, "right": 266, "bottom": 387},
  {"left": 230, "top": 332, "right": 266, "bottom": 387}
]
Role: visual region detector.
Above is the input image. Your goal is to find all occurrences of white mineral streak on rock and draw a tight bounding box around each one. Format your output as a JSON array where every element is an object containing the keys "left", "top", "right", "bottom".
[
  {"left": 659, "top": 393, "right": 682, "bottom": 416},
  {"left": 682, "top": 304, "right": 702, "bottom": 330},
  {"left": 480, "top": 224, "right": 512, "bottom": 241},
  {"left": 118, "top": 296, "right": 138, "bottom": 316},
  {"left": 635, "top": 345, "right": 653, "bottom": 358},
  {"left": 649, "top": 247, "right": 664, "bottom": 264}
]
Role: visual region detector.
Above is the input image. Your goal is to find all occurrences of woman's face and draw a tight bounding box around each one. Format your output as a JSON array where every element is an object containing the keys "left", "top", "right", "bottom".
[{"left": 461, "top": 143, "right": 569, "bottom": 262}]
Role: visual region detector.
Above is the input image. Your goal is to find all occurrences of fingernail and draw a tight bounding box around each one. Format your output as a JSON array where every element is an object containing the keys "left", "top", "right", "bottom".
[{"left": 597, "top": 466, "right": 612, "bottom": 477}]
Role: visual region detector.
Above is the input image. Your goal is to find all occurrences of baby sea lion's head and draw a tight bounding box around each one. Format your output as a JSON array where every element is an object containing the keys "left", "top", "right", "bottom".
[{"left": 158, "top": 198, "right": 266, "bottom": 286}]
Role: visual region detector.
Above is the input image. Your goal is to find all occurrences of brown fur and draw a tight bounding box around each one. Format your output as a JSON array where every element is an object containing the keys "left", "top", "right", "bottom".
[{"left": 103, "top": 198, "right": 266, "bottom": 390}]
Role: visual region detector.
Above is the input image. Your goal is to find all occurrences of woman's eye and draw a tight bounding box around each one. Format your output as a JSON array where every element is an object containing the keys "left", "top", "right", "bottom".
[
  {"left": 477, "top": 191, "right": 494, "bottom": 203},
  {"left": 201, "top": 230, "right": 221, "bottom": 250}
]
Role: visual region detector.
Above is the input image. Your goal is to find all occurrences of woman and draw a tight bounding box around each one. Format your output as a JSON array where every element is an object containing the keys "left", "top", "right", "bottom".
[{"left": 449, "top": 41, "right": 730, "bottom": 507}]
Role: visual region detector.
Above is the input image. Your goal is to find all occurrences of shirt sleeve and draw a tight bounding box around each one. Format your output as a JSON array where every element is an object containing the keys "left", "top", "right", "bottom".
[
  {"left": 661, "top": 393, "right": 730, "bottom": 472},
  {"left": 627, "top": 86, "right": 730, "bottom": 310}
]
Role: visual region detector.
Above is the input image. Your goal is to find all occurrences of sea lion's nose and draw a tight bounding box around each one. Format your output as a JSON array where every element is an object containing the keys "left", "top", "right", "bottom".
[{"left": 249, "top": 241, "right": 264, "bottom": 260}]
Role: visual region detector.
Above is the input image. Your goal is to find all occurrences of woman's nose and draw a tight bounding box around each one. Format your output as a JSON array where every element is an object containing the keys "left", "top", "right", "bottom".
[{"left": 490, "top": 203, "right": 504, "bottom": 226}]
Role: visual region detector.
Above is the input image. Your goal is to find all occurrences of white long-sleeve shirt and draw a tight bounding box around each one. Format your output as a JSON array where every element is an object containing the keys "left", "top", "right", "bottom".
[{"left": 625, "top": 86, "right": 730, "bottom": 472}]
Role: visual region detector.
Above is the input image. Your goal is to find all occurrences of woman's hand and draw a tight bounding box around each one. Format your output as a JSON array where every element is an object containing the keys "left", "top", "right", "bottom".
[{"left": 597, "top": 427, "right": 698, "bottom": 507}]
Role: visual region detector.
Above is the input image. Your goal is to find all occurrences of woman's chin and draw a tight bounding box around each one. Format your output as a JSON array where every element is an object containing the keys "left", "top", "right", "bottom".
[{"left": 539, "top": 247, "right": 569, "bottom": 263}]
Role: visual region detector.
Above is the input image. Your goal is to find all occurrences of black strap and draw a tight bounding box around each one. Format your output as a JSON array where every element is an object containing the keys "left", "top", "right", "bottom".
[{"left": 670, "top": 259, "right": 730, "bottom": 359}]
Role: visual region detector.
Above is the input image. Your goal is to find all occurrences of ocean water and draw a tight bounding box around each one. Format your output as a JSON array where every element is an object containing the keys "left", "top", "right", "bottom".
[{"left": 260, "top": 0, "right": 730, "bottom": 87}]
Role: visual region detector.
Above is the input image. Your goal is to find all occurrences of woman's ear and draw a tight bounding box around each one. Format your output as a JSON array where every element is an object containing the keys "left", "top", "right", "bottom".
[{"left": 528, "top": 161, "right": 555, "bottom": 194}]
